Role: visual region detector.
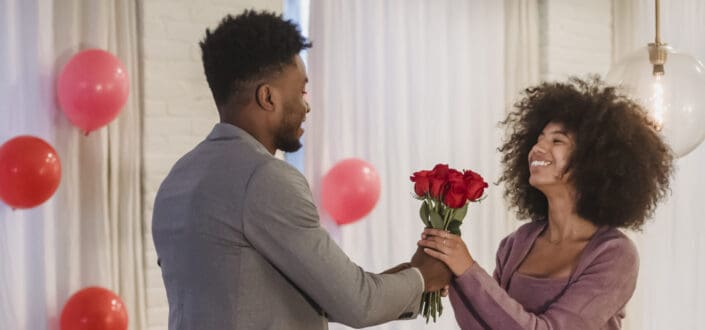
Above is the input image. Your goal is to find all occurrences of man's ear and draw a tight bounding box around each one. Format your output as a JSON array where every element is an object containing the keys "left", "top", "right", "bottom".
[{"left": 255, "top": 84, "right": 276, "bottom": 112}]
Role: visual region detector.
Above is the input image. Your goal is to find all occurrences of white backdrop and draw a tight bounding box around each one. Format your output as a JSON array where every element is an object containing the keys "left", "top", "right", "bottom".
[
  {"left": 306, "top": 0, "right": 705, "bottom": 329},
  {"left": 0, "top": 1, "right": 146, "bottom": 329},
  {"left": 3, "top": 0, "right": 702, "bottom": 329},
  {"left": 306, "top": 1, "right": 512, "bottom": 329}
]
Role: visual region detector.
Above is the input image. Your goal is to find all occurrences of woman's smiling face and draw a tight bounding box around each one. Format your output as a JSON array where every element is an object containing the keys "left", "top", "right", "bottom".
[{"left": 528, "top": 121, "right": 575, "bottom": 190}]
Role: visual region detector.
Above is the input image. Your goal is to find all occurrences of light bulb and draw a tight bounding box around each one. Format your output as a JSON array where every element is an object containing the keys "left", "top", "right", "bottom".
[
  {"left": 607, "top": 45, "right": 705, "bottom": 158},
  {"left": 649, "top": 76, "right": 665, "bottom": 129}
]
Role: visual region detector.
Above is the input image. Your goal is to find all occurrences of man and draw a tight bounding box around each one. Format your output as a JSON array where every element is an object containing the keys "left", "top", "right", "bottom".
[{"left": 152, "top": 10, "right": 451, "bottom": 329}]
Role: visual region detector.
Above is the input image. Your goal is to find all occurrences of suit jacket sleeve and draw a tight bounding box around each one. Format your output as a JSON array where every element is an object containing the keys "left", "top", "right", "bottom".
[
  {"left": 450, "top": 236, "right": 638, "bottom": 330},
  {"left": 242, "top": 159, "right": 423, "bottom": 328}
]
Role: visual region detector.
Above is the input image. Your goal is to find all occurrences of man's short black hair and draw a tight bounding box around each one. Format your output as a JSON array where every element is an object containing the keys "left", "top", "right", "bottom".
[{"left": 199, "top": 10, "right": 312, "bottom": 107}]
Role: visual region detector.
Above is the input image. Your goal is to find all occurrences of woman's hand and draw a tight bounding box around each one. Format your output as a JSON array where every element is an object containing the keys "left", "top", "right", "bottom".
[{"left": 418, "top": 228, "right": 475, "bottom": 276}]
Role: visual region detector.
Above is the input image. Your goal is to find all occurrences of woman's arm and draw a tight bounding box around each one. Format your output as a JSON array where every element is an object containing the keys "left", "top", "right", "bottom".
[{"left": 419, "top": 229, "right": 639, "bottom": 330}]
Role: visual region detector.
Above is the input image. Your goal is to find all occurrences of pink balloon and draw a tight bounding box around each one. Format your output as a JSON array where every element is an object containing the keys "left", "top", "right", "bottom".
[
  {"left": 321, "top": 158, "right": 381, "bottom": 225},
  {"left": 57, "top": 49, "right": 129, "bottom": 133}
]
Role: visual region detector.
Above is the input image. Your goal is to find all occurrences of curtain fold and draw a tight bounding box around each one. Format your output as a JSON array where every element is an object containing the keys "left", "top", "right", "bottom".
[
  {"left": 503, "top": 0, "right": 540, "bottom": 233},
  {"left": 504, "top": 0, "right": 540, "bottom": 107},
  {"left": 108, "top": 2, "right": 147, "bottom": 329},
  {"left": 0, "top": 0, "right": 146, "bottom": 329}
]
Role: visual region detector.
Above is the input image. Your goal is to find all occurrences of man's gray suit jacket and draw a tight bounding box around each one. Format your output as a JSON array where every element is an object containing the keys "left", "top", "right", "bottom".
[{"left": 152, "top": 123, "right": 423, "bottom": 329}]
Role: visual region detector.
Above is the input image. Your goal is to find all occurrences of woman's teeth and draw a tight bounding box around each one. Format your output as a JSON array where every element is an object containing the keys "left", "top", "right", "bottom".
[{"left": 531, "top": 160, "right": 552, "bottom": 167}]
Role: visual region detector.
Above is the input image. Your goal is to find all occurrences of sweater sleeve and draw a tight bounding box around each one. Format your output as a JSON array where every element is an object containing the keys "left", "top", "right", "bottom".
[
  {"left": 449, "top": 236, "right": 512, "bottom": 329},
  {"left": 450, "top": 236, "right": 638, "bottom": 330}
]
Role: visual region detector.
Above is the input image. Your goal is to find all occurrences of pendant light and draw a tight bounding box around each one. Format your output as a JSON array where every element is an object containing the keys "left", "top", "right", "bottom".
[{"left": 606, "top": 0, "right": 705, "bottom": 158}]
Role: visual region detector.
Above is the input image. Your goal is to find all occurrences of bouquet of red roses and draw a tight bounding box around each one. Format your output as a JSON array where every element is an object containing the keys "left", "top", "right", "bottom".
[{"left": 410, "top": 163, "right": 488, "bottom": 323}]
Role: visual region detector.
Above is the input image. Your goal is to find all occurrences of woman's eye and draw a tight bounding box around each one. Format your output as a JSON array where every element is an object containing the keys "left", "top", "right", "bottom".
[{"left": 553, "top": 139, "right": 563, "bottom": 144}]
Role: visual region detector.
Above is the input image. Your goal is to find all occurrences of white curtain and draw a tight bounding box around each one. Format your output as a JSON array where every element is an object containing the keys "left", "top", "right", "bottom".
[
  {"left": 307, "top": 1, "right": 514, "bottom": 329},
  {"left": 504, "top": 0, "right": 540, "bottom": 111},
  {"left": 0, "top": 1, "right": 146, "bottom": 329},
  {"left": 503, "top": 0, "right": 540, "bottom": 232},
  {"left": 614, "top": 1, "right": 705, "bottom": 329}
]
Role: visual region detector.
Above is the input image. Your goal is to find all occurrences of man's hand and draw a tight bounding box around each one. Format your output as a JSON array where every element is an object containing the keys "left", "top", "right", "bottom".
[
  {"left": 380, "top": 262, "right": 412, "bottom": 274},
  {"left": 410, "top": 246, "right": 452, "bottom": 292}
]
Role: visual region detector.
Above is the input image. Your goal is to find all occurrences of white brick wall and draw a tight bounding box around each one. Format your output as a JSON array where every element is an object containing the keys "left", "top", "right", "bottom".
[
  {"left": 140, "top": 1, "right": 281, "bottom": 329},
  {"left": 539, "top": 0, "right": 613, "bottom": 80}
]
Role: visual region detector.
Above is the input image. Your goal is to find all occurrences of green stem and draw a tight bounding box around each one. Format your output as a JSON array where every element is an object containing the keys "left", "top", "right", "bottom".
[
  {"left": 434, "top": 199, "right": 440, "bottom": 219},
  {"left": 434, "top": 292, "right": 438, "bottom": 321},
  {"left": 430, "top": 292, "right": 436, "bottom": 322},
  {"left": 443, "top": 209, "right": 453, "bottom": 230}
]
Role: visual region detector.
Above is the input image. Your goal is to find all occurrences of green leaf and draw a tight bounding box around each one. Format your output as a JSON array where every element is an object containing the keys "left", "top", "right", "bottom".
[
  {"left": 419, "top": 201, "right": 430, "bottom": 227},
  {"left": 447, "top": 220, "right": 462, "bottom": 236},
  {"left": 451, "top": 203, "right": 468, "bottom": 222},
  {"left": 429, "top": 209, "right": 444, "bottom": 229}
]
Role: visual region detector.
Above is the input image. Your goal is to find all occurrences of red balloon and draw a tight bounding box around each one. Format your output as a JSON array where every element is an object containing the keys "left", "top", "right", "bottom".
[
  {"left": 0, "top": 136, "right": 61, "bottom": 209},
  {"left": 321, "top": 158, "right": 381, "bottom": 225},
  {"left": 60, "top": 287, "right": 128, "bottom": 330},
  {"left": 57, "top": 49, "right": 129, "bottom": 133}
]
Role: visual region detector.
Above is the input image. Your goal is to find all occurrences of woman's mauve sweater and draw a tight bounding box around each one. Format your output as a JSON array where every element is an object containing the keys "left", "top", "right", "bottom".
[{"left": 450, "top": 221, "right": 638, "bottom": 329}]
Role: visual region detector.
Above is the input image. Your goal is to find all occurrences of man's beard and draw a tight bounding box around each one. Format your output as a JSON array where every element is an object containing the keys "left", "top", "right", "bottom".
[{"left": 274, "top": 119, "right": 303, "bottom": 153}]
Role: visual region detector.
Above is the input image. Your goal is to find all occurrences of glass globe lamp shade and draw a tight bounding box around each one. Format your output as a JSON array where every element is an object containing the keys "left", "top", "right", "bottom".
[{"left": 606, "top": 45, "right": 705, "bottom": 158}]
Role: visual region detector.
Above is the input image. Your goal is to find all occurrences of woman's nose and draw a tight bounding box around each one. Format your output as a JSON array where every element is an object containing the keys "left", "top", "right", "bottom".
[{"left": 531, "top": 143, "right": 546, "bottom": 154}]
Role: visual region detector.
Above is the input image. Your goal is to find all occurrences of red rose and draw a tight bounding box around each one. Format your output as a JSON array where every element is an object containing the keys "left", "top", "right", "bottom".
[
  {"left": 410, "top": 164, "right": 488, "bottom": 324},
  {"left": 463, "top": 169, "right": 488, "bottom": 201},
  {"left": 448, "top": 169, "right": 464, "bottom": 183},
  {"left": 429, "top": 164, "right": 450, "bottom": 198},
  {"left": 410, "top": 170, "right": 432, "bottom": 196},
  {"left": 444, "top": 180, "right": 468, "bottom": 208}
]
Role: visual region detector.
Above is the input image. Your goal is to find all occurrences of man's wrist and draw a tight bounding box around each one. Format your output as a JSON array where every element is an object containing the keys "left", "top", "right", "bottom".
[{"left": 411, "top": 267, "right": 424, "bottom": 291}]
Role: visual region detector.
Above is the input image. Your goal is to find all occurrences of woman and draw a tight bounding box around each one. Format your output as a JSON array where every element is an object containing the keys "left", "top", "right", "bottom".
[{"left": 419, "top": 77, "right": 673, "bottom": 329}]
